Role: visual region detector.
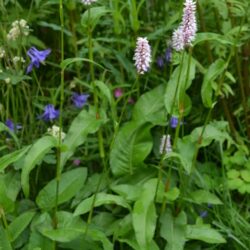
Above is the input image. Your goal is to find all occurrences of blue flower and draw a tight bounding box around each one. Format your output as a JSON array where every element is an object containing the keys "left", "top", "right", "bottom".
[
  {"left": 72, "top": 93, "right": 89, "bottom": 108},
  {"left": 5, "top": 119, "right": 22, "bottom": 132},
  {"left": 170, "top": 116, "right": 184, "bottom": 128},
  {"left": 39, "top": 104, "right": 59, "bottom": 122},
  {"left": 165, "top": 47, "right": 172, "bottom": 63},
  {"left": 170, "top": 116, "right": 179, "bottom": 128},
  {"left": 26, "top": 46, "right": 51, "bottom": 74},
  {"left": 199, "top": 210, "right": 208, "bottom": 218},
  {"left": 156, "top": 56, "right": 164, "bottom": 69}
]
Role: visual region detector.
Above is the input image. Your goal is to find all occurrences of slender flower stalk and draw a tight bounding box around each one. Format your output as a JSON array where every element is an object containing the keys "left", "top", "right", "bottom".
[
  {"left": 53, "top": 0, "right": 65, "bottom": 231},
  {"left": 133, "top": 37, "right": 151, "bottom": 74}
]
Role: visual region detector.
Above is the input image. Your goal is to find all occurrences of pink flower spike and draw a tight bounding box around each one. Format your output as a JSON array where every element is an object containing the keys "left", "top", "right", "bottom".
[
  {"left": 172, "top": 0, "right": 197, "bottom": 51},
  {"left": 181, "top": 0, "right": 197, "bottom": 46},
  {"left": 133, "top": 37, "right": 151, "bottom": 74},
  {"left": 172, "top": 27, "right": 185, "bottom": 52}
]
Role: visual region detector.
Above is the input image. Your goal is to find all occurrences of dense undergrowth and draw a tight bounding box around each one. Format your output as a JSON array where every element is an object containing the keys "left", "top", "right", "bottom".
[{"left": 0, "top": 0, "right": 250, "bottom": 249}]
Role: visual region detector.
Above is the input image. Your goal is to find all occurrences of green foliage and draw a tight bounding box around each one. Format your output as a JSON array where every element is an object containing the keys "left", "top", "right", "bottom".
[
  {"left": 21, "top": 136, "right": 58, "bottom": 197},
  {"left": 36, "top": 168, "right": 87, "bottom": 210},
  {"left": 0, "top": 0, "right": 249, "bottom": 249},
  {"left": 132, "top": 178, "right": 157, "bottom": 250}
]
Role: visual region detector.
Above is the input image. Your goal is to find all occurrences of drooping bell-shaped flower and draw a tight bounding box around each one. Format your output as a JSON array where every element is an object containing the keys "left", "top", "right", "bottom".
[
  {"left": 26, "top": 46, "right": 51, "bottom": 73},
  {"left": 39, "top": 104, "right": 59, "bottom": 122},
  {"left": 72, "top": 93, "right": 89, "bottom": 108}
]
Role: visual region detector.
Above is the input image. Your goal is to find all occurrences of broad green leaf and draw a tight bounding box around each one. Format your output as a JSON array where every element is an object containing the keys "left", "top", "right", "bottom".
[
  {"left": 227, "top": 169, "right": 240, "bottom": 179},
  {"left": 193, "top": 32, "right": 234, "bottom": 46},
  {"left": 176, "top": 136, "right": 196, "bottom": 174},
  {"left": 132, "top": 178, "right": 157, "bottom": 250},
  {"left": 160, "top": 210, "right": 187, "bottom": 250},
  {"left": 9, "top": 211, "right": 36, "bottom": 242},
  {"left": 189, "top": 190, "right": 222, "bottom": 205},
  {"left": 40, "top": 212, "right": 84, "bottom": 242},
  {"left": 110, "top": 184, "right": 141, "bottom": 201},
  {"left": 165, "top": 187, "right": 180, "bottom": 202},
  {"left": 27, "top": 231, "right": 54, "bottom": 250},
  {"left": 60, "top": 106, "right": 106, "bottom": 171},
  {"left": 74, "top": 193, "right": 130, "bottom": 216},
  {"left": 0, "top": 226, "right": 12, "bottom": 250},
  {"left": 132, "top": 84, "right": 166, "bottom": 125},
  {"left": 120, "top": 238, "right": 159, "bottom": 250},
  {"left": 201, "top": 59, "right": 226, "bottom": 108},
  {"left": 21, "top": 136, "right": 58, "bottom": 197},
  {"left": 36, "top": 168, "right": 87, "bottom": 210},
  {"left": 164, "top": 53, "right": 195, "bottom": 116},
  {"left": 0, "top": 146, "right": 30, "bottom": 172},
  {"left": 110, "top": 122, "right": 153, "bottom": 176},
  {"left": 2, "top": 171, "right": 21, "bottom": 203},
  {"left": 36, "top": 211, "right": 113, "bottom": 249},
  {"left": 187, "top": 224, "right": 226, "bottom": 244},
  {"left": 81, "top": 6, "right": 110, "bottom": 31},
  {"left": 227, "top": 178, "right": 244, "bottom": 190},
  {"left": 0, "top": 179, "right": 14, "bottom": 213},
  {"left": 240, "top": 170, "right": 250, "bottom": 182},
  {"left": 190, "top": 121, "right": 233, "bottom": 147}
]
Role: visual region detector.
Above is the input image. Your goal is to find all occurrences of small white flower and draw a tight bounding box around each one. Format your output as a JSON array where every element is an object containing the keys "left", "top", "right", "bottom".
[
  {"left": 47, "top": 125, "right": 66, "bottom": 141},
  {"left": 7, "top": 19, "right": 30, "bottom": 41},
  {"left": 4, "top": 78, "right": 11, "bottom": 84},
  {"left": 133, "top": 37, "right": 152, "bottom": 74},
  {"left": 13, "top": 56, "right": 25, "bottom": 64},
  {"left": 0, "top": 47, "right": 5, "bottom": 58},
  {"left": 160, "top": 134, "right": 172, "bottom": 155},
  {"left": 81, "top": 0, "right": 97, "bottom": 5}
]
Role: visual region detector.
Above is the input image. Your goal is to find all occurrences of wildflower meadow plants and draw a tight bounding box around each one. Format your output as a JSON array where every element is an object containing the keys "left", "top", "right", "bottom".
[{"left": 0, "top": 0, "right": 250, "bottom": 250}]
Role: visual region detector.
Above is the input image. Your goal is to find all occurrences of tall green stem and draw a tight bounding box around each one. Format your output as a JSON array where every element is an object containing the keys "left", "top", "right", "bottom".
[{"left": 54, "top": 0, "right": 65, "bottom": 229}]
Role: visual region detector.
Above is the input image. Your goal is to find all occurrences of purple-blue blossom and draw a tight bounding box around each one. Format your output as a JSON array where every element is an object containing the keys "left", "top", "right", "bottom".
[
  {"left": 156, "top": 56, "right": 164, "bottom": 69},
  {"left": 199, "top": 210, "right": 208, "bottom": 218},
  {"left": 72, "top": 93, "right": 89, "bottom": 108},
  {"left": 170, "top": 116, "right": 184, "bottom": 128},
  {"left": 39, "top": 104, "right": 59, "bottom": 122},
  {"left": 170, "top": 116, "right": 179, "bottom": 128},
  {"left": 165, "top": 47, "right": 172, "bottom": 63},
  {"left": 26, "top": 46, "right": 51, "bottom": 74},
  {"left": 5, "top": 119, "right": 22, "bottom": 132}
]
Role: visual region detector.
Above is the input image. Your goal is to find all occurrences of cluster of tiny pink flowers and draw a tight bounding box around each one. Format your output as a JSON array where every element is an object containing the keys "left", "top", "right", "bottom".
[
  {"left": 133, "top": 37, "right": 151, "bottom": 74},
  {"left": 81, "top": 0, "right": 97, "bottom": 5},
  {"left": 172, "top": 0, "right": 197, "bottom": 51}
]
